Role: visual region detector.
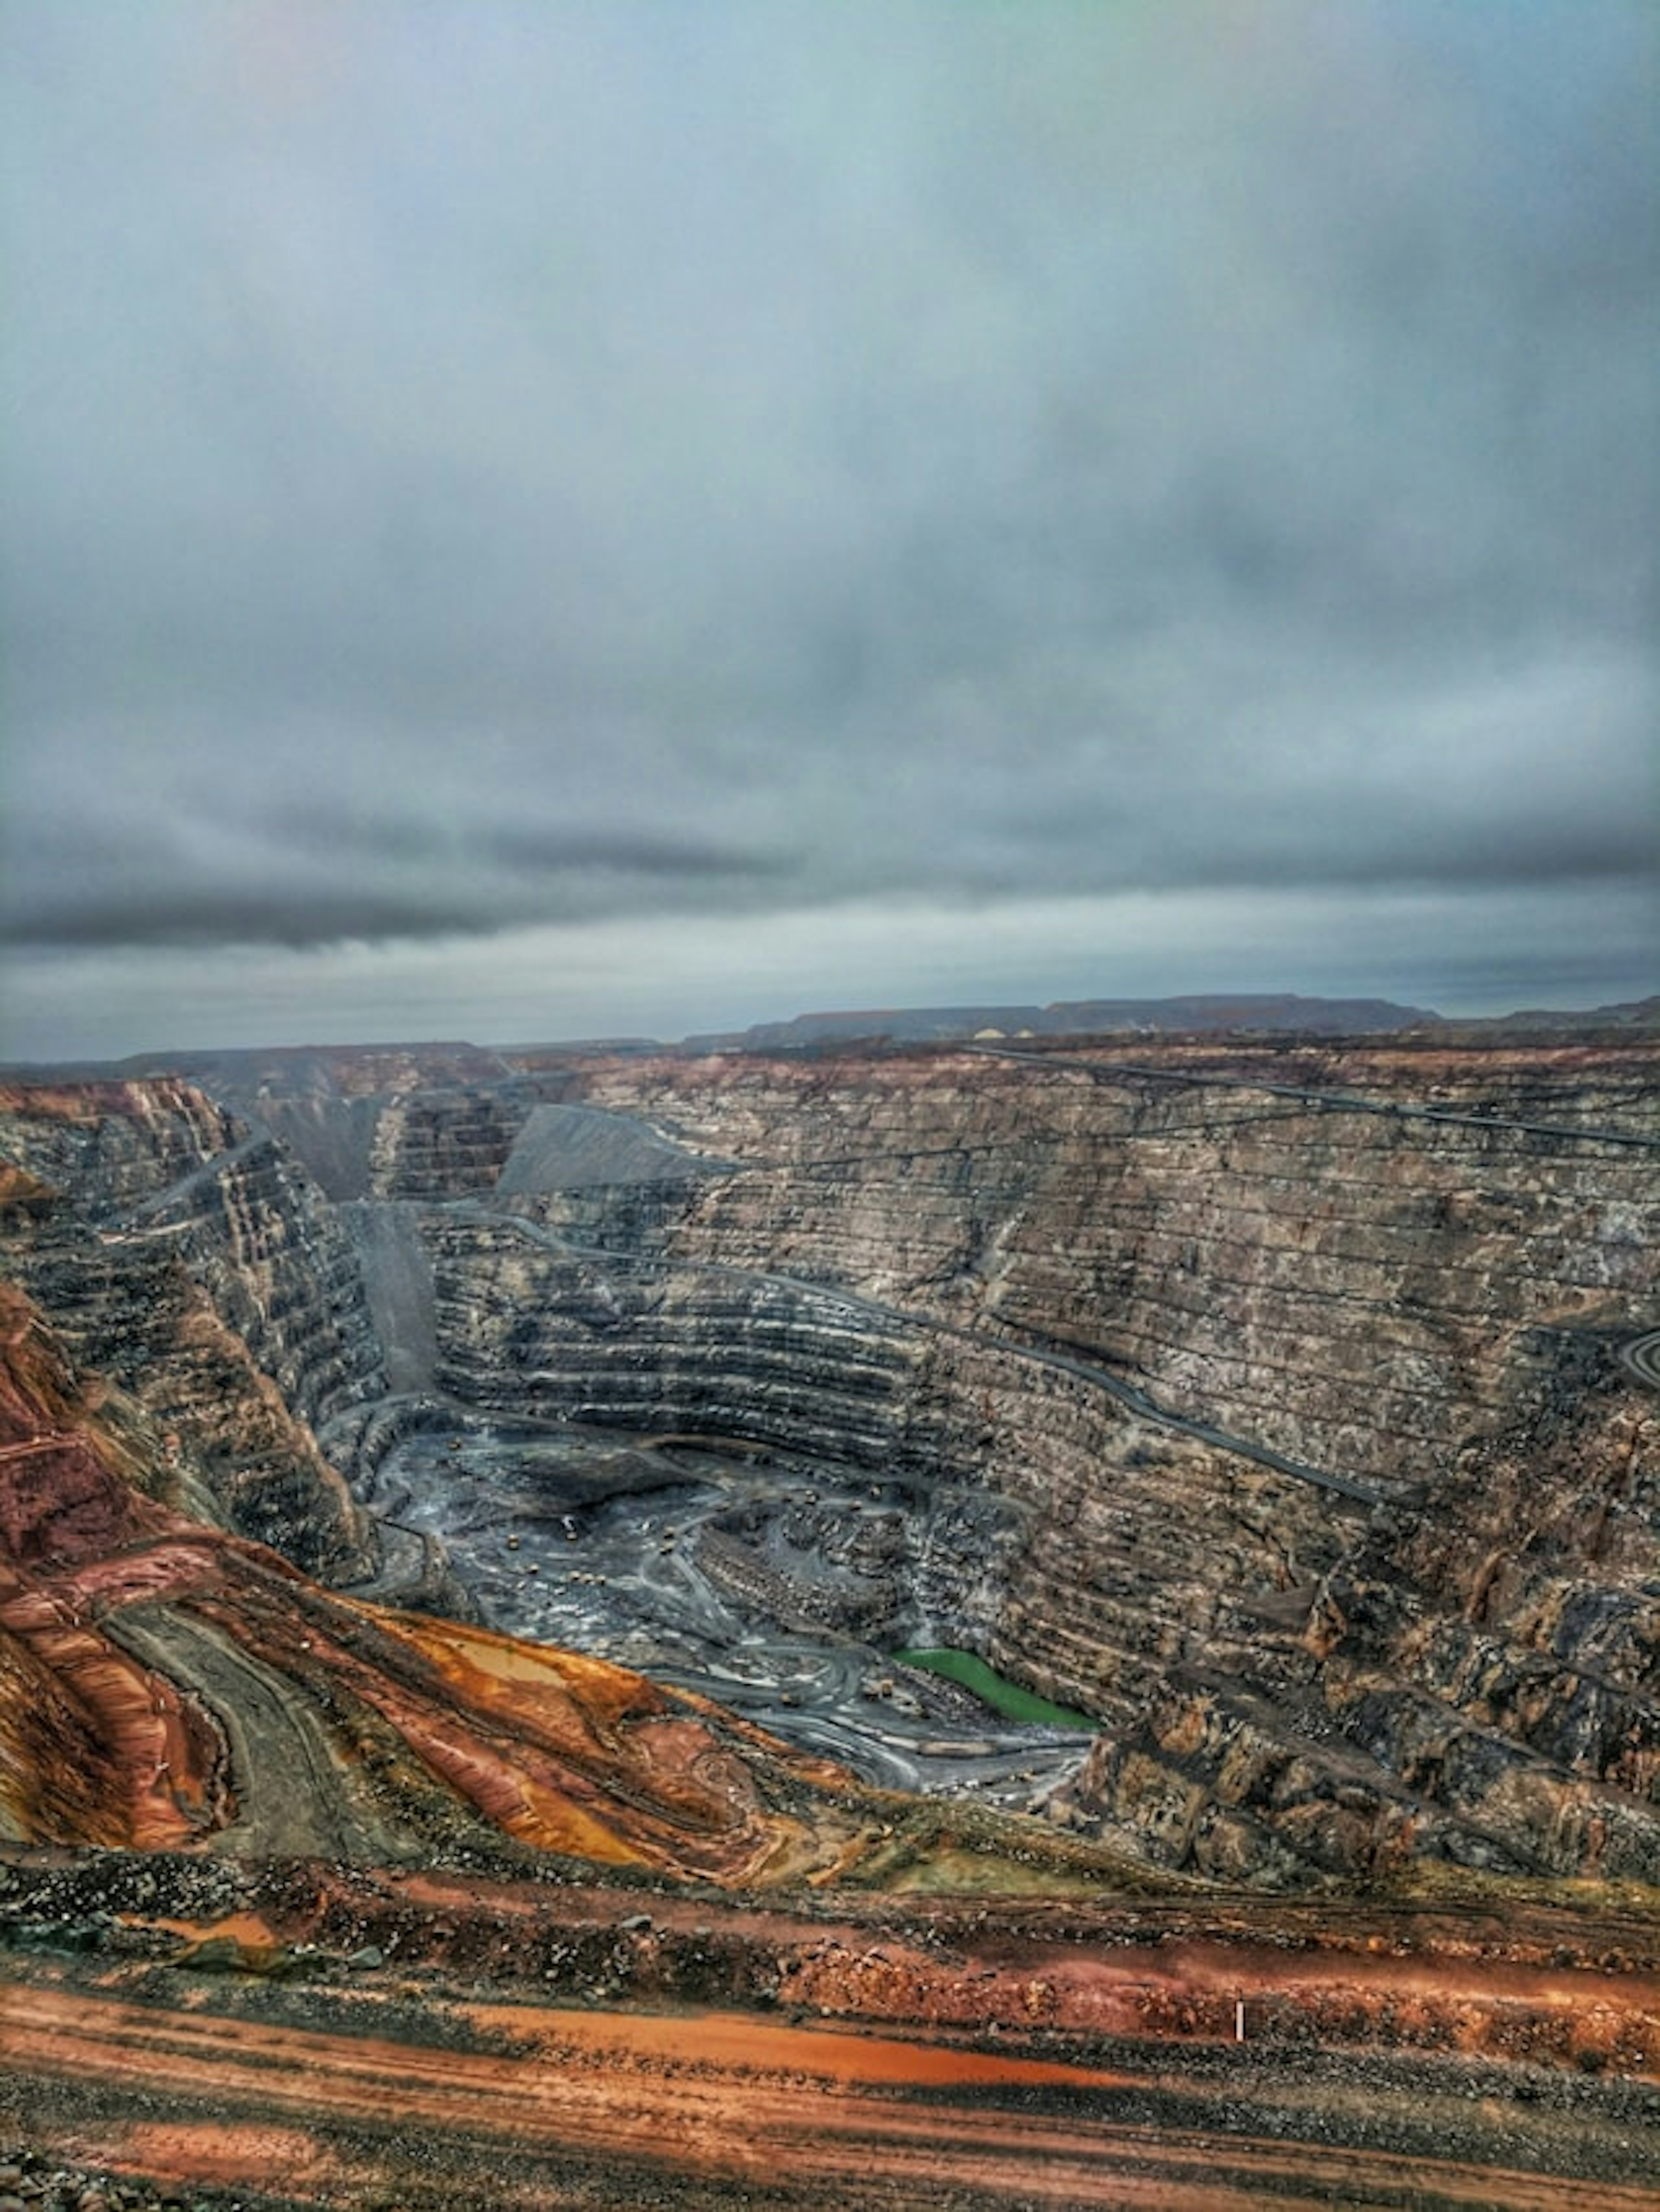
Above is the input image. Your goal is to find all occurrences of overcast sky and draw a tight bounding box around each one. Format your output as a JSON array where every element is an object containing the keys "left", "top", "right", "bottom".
[{"left": 3, "top": 1, "right": 1655, "bottom": 1059}]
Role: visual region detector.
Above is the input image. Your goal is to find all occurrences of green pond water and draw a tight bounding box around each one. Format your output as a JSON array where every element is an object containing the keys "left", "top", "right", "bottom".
[{"left": 894, "top": 1648, "right": 1099, "bottom": 1731}]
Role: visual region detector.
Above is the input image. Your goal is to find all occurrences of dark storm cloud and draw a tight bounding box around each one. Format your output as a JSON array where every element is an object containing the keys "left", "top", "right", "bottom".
[
  {"left": 1, "top": 0, "right": 1654, "bottom": 1041},
  {"left": 265, "top": 799, "right": 794, "bottom": 894},
  {"left": 1, "top": 788, "right": 795, "bottom": 950},
  {"left": 481, "top": 826, "right": 792, "bottom": 883},
  {"left": 6, "top": 886, "right": 496, "bottom": 954}
]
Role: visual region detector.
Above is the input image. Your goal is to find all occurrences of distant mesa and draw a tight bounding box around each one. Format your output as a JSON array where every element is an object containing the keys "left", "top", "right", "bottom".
[
  {"left": 683, "top": 994, "right": 1445, "bottom": 1053},
  {"left": 8, "top": 994, "right": 1657, "bottom": 1084}
]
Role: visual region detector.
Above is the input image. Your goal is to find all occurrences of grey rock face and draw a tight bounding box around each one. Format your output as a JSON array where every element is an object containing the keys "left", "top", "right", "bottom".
[
  {"left": 509, "top": 1039, "right": 1658, "bottom": 1883},
  {"left": 0, "top": 1081, "right": 380, "bottom": 1581}
]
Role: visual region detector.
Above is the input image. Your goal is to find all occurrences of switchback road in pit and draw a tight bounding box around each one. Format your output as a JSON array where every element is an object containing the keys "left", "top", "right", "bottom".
[
  {"left": 1620, "top": 1329, "right": 1660, "bottom": 1390},
  {"left": 487, "top": 1208, "right": 1389, "bottom": 1506}
]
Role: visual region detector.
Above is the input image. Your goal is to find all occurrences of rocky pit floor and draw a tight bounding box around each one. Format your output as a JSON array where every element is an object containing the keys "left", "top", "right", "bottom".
[
  {"left": 360, "top": 1414, "right": 1092, "bottom": 1810},
  {"left": 3, "top": 1854, "right": 1659, "bottom": 2209}
]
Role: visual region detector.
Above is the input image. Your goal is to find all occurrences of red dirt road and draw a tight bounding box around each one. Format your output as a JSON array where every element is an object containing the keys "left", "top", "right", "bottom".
[{"left": 4, "top": 1958, "right": 1657, "bottom": 2211}]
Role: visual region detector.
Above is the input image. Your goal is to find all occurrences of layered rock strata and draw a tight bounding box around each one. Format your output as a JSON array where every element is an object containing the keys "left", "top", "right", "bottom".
[
  {"left": 425, "top": 1209, "right": 1347, "bottom": 1735},
  {"left": 2, "top": 1034, "right": 1655, "bottom": 1889},
  {"left": 0, "top": 1086, "right": 377, "bottom": 1580},
  {"left": 550, "top": 1040, "right": 1657, "bottom": 1492},
  {"left": 465, "top": 1036, "right": 1658, "bottom": 1883}
]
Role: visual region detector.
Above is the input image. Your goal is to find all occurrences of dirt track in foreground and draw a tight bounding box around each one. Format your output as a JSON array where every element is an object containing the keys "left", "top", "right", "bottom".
[
  {"left": 6, "top": 1968, "right": 1660, "bottom": 2212},
  {"left": 3, "top": 1855, "right": 1659, "bottom": 2212}
]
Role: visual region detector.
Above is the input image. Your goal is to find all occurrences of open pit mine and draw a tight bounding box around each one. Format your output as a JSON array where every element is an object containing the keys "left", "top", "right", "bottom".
[{"left": 0, "top": 1016, "right": 1657, "bottom": 2207}]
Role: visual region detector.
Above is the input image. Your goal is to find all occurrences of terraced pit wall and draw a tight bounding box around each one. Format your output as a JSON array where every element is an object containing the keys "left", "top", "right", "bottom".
[
  {"left": 0, "top": 1082, "right": 381, "bottom": 1581},
  {"left": 1, "top": 1035, "right": 1654, "bottom": 1887},
  {"left": 456, "top": 1037, "right": 1660, "bottom": 1883}
]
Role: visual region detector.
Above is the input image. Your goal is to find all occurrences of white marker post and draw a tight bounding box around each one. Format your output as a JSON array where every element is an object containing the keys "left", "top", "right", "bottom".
[{"left": 1235, "top": 1997, "right": 1246, "bottom": 2043}]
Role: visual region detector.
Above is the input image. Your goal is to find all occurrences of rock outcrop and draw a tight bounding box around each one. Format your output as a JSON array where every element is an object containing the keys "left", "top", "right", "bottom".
[{"left": 0, "top": 1085, "right": 377, "bottom": 1580}]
